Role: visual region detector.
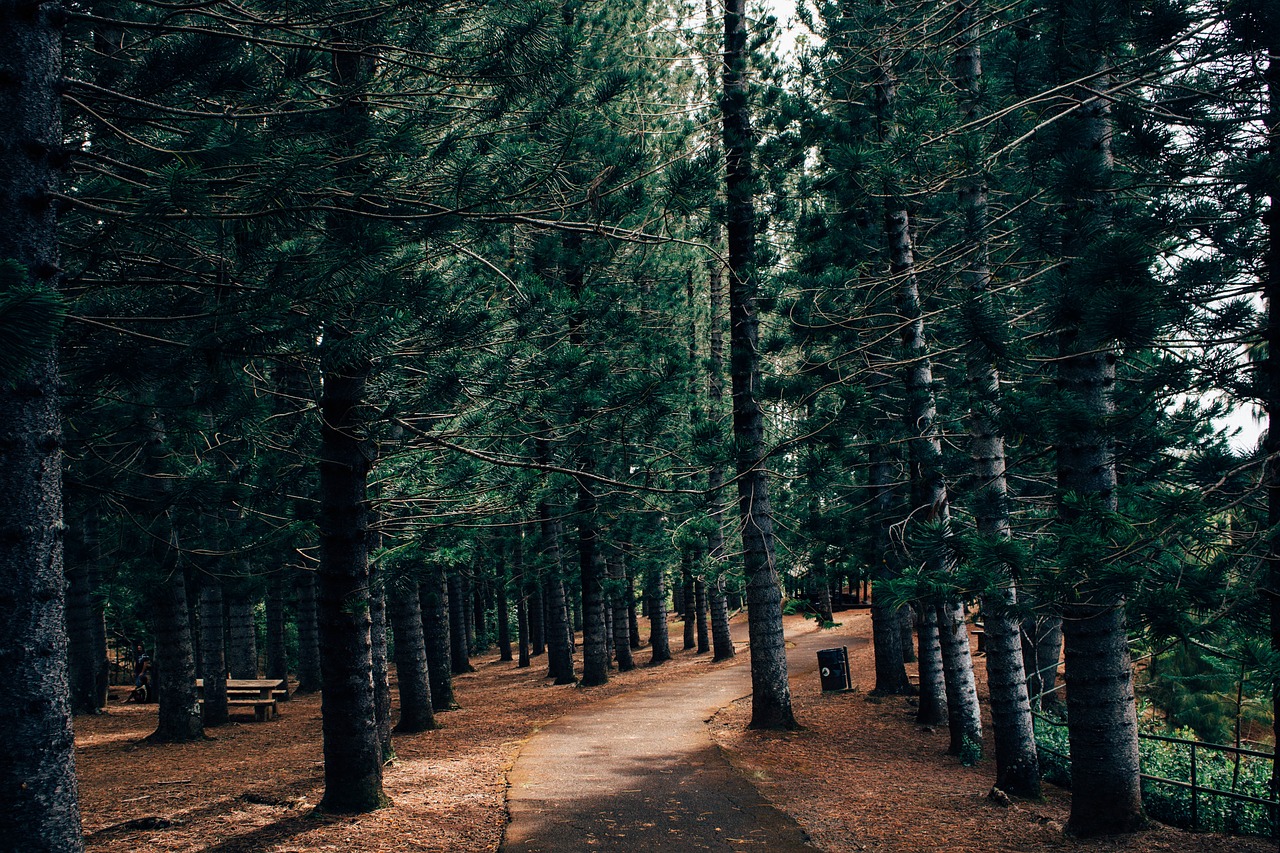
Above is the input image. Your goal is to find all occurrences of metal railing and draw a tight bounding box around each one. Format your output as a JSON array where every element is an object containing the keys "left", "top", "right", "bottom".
[{"left": 1033, "top": 712, "right": 1278, "bottom": 836}]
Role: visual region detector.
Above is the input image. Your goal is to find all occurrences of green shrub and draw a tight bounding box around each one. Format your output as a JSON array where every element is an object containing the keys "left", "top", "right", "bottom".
[{"left": 1034, "top": 715, "right": 1276, "bottom": 837}]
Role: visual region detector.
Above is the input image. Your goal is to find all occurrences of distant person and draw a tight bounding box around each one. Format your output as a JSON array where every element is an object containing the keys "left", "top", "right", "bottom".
[{"left": 126, "top": 642, "right": 151, "bottom": 703}]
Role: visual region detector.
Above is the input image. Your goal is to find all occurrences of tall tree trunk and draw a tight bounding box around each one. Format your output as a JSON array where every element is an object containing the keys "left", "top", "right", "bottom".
[
  {"left": 578, "top": 481, "right": 609, "bottom": 687},
  {"left": 544, "top": 571, "right": 575, "bottom": 683},
  {"left": 886, "top": 206, "right": 976, "bottom": 737},
  {"left": 0, "top": 6, "right": 83, "bottom": 846},
  {"left": 316, "top": 353, "right": 384, "bottom": 813},
  {"left": 151, "top": 563, "right": 204, "bottom": 743},
  {"left": 199, "top": 580, "right": 229, "bottom": 727},
  {"left": 808, "top": 556, "right": 833, "bottom": 626},
  {"left": 704, "top": 0, "right": 736, "bottom": 667},
  {"left": 881, "top": 51, "right": 981, "bottom": 748},
  {"left": 448, "top": 570, "right": 474, "bottom": 674},
  {"left": 1057, "top": 336, "right": 1144, "bottom": 833},
  {"left": 603, "top": 589, "right": 615, "bottom": 664},
  {"left": 460, "top": 571, "right": 476, "bottom": 653},
  {"left": 539, "top": 433, "right": 576, "bottom": 684},
  {"left": 709, "top": 577, "right": 734, "bottom": 661},
  {"left": 295, "top": 568, "right": 323, "bottom": 693},
  {"left": 266, "top": 572, "right": 290, "bottom": 699},
  {"left": 529, "top": 559, "right": 545, "bottom": 657},
  {"left": 1047, "top": 16, "right": 1143, "bottom": 828},
  {"left": 570, "top": 582, "right": 582, "bottom": 637},
  {"left": 648, "top": 565, "right": 672, "bottom": 665},
  {"left": 66, "top": 525, "right": 100, "bottom": 715},
  {"left": 517, "top": 589, "right": 531, "bottom": 668},
  {"left": 681, "top": 552, "right": 697, "bottom": 650},
  {"left": 497, "top": 554, "right": 513, "bottom": 662},
  {"left": 420, "top": 568, "right": 456, "bottom": 711},
  {"left": 694, "top": 578, "right": 710, "bottom": 654},
  {"left": 468, "top": 573, "right": 482, "bottom": 652},
  {"left": 142, "top": 409, "right": 203, "bottom": 743},
  {"left": 227, "top": 587, "right": 259, "bottom": 679},
  {"left": 936, "top": 600, "right": 982, "bottom": 756},
  {"left": 722, "top": 0, "right": 795, "bottom": 730},
  {"left": 1255, "top": 1, "right": 1280, "bottom": 817},
  {"left": 915, "top": 604, "right": 948, "bottom": 726},
  {"left": 900, "top": 605, "right": 917, "bottom": 663},
  {"left": 950, "top": 2, "right": 1038, "bottom": 794},
  {"left": 628, "top": 570, "right": 643, "bottom": 650},
  {"left": 90, "top": 565, "right": 109, "bottom": 710},
  {"left": 515, "top": 525, "right": 531, "bottom": 666},
  {"left": 609, "top": 550, "right": 635, "bottom": 672},
  {"left": 388, "top": 578, "right": 436, "bottom": 733},
  {"left": 370, "top": 560, "right": 393, "bottom": 761},
  {"left": 869, "top": 442, "right": 910, "bottom": 694}
]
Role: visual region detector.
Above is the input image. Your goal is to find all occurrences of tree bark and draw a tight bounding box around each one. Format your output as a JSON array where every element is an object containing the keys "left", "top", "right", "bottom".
[
  {"left": 609, "top": 550, "right": 635, "bottom": 672},
  {"left": 722, "top": 0, "right": 795, "bottom": 730},
  {"left": 1257, "top": 1, "right": 1280, "bottom": 816},
  {"left": 420, "top": 567, "right": 456, "bottom": 710},
  {"left": 709, "top": 577, "right": 734, "bottom": 661},
  {"left": 887, "top": 190, "right": 982, "bottom": 758},
  {"left": 0, "top": 5, "right": 83, "bottom": 842},
  {"left": 66, "top": 524, "right": 100, "bottom": 715},
  {"left": 538, "top": 435, "right": 576, "bottom": 684},
  {"left": 517, "top": 589, "right": 531, "bottom": 668},
  {"left": 316, "top": 355, "right": 384, "bottom": 813},
  {"left": 915, "top": 604, "right": 948, "bottom": 726},
  {"left": 949, "top": 2, "right": 1039, "bottom": 794},
  {"left": 869, "top": 443, "right": 911, "bottom": 694},
  {"left": 295, "top": 568, "right": 323, "bottom": 693},
  {"left": 227, "top": 587, "right": 259, "bottom": 680},
  {"left": 151, "top": 563, "right": 205, "bottom": 743},
  {"left": 647, "top": 565, "right": 671, "bottom": 665},
  {"left": 369, "top": 560, "right": 393, "bottom": 761},
  {"left": 578, "top": 480, "right": 609, "bottom": 686},
  {"left": 681, "top": 551, "right": 697, "bottom": 650},
  {"left": 628, "top": 570, "right": 643, "bottom": 650},
  {"left": 515, "top": 525, "right": 531, "bottom": 667},
  {"left": 703, "top": 10, "right": 736, "bottom": 665},
  {"left": 447, "top": 570, "right": 474, "bottom": 674},
  {"left": 90, "top": 565, "right": 109, "bottom": 710},
  {"left": 694, "top": 578, "right": 710, "bottom": 654},
  {"left": 466, "top": 572, "right": 480, "bottom": 653},
  {"left": 529, "top": 559, "right": 545, "bottom": 656},
  {"left": 1047, "top": 19, "right": 1144, "bottom": 826},
  {"left": 388, "top": 578, "right": 437, "bottom": 733},
  {"left": 199, "top": 580, "right": 229, "bottom": 727},
  {"left": 266, "top": 572, "right": 290, "bottom": 699},
  {"left": 497, "top": 555, "right": 513, "bottom": 662},
  {"left": 936, "top": 600, "right": 982, "bottom": 755},
  {"left": 544, "top": 570, "right": 575, "bottom": 683}
]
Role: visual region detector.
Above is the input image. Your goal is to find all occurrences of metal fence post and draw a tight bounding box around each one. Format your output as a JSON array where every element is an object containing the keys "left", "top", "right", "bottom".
[{"left": 1190, "top": 741, "right": 1198, "bottom": 831}]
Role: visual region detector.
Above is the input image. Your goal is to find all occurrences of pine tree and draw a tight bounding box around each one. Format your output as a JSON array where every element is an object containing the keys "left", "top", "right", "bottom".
[
  {"left": 0, "top": 6, "right": 85, "bottom": 845},
  {"left": 950, "top": 0, "right": 1038, "bottom": 797},
  {"left": 723, "top": 0, "right": 796, "bottom": 730}
]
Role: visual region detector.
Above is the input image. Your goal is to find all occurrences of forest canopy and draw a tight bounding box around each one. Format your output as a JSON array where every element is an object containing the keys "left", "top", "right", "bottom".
[{"left": 2, "top": 0, "right": 1279, "bottom": 848}]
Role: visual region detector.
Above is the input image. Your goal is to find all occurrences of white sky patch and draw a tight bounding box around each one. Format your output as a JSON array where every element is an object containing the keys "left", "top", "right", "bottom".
[{"left": 1216, "top": 396, "right": 1264, "bottom": 453}]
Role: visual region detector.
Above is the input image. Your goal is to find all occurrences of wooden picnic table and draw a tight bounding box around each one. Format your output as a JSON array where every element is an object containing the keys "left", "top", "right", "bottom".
[{"left": 195, "top": 678, "right": 286, "bottom": 721}]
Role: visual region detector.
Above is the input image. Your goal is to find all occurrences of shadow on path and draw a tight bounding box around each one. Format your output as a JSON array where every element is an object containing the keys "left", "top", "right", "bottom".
[{"left": 503, "top": 618, "right": 842, "bottom": 852}]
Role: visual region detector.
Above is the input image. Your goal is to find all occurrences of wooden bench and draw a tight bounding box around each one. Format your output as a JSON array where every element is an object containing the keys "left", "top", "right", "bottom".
[{"left": 195, "top": 678, "right": 285, "bottom": 722}]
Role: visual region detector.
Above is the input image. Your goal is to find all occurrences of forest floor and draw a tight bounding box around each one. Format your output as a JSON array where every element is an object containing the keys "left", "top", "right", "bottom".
[{"left": 75, "top": 612, "right": 1277, "bottom": 853}]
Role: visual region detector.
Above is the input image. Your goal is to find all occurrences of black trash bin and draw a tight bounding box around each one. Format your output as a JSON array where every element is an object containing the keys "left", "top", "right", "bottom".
[{"left": 817, "top": 646, "right": 851, "bottom": 692}]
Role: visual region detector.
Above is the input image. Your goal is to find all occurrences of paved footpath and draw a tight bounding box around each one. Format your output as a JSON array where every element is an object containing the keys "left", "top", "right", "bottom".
[{"left": 502, "top": 618, "right": 846, "bottom": 852}]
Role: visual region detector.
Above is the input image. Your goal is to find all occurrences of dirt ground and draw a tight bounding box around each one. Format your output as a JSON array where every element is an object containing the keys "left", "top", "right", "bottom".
[
  {"left": 74, "top": 613, "right": 1275, "bottom": 852},
  {"left": 710, "top": 613, "right": 1277, "bottom": 853}
]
